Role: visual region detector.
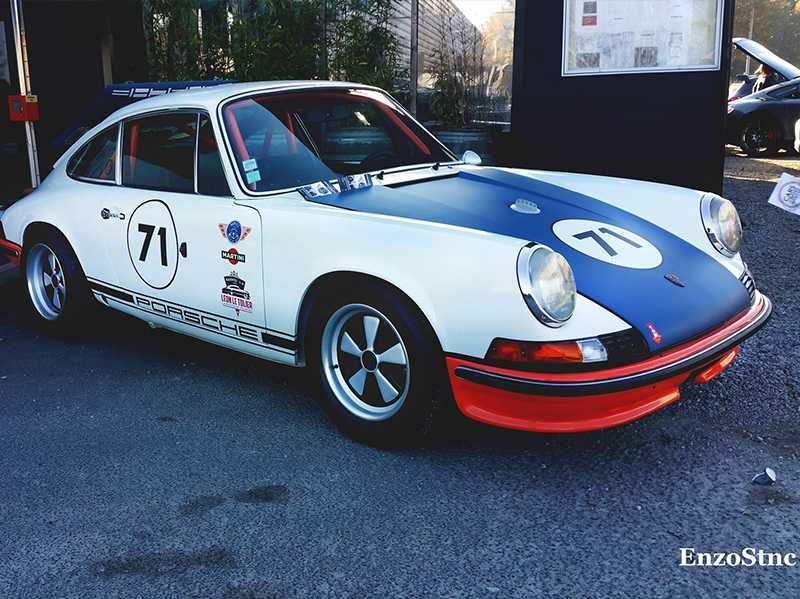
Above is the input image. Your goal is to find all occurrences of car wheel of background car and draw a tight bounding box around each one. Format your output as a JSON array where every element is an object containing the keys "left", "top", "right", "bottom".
[
  {"left": 740, "top": 116, "right": 781, "bottom": 156},
  {"left": 308, "top": 283, "right": 446, "bottom": 446},
  {"left": 22, "top": 229, "right": 91, "bottom": 334}
]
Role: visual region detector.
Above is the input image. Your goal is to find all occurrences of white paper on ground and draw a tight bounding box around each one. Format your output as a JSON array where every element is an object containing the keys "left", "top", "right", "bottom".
[{"left": 768, "top": 172, "right": 800, "bottom": 215}]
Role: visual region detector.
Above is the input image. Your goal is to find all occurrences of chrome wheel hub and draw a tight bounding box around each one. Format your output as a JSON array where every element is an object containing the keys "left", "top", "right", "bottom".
[
  {"left": 321, "top": 304, "right": 410, "bottom": 421},
  {"left": 26, "top": 243, "right": 66, "bottom": 321}
]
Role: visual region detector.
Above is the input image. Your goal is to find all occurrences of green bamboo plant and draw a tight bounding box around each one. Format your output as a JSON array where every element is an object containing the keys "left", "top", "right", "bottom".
[{"left": 134, "top": 0, "right": 403, "bottom": 92}]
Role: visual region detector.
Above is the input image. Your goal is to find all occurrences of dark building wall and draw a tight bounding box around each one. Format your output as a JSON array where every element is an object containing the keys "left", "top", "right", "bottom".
[
  {"left": 0, "top": 0, "right": 147, "bottom": 200},
  {"left": 511, "top": 0, "right": 735, "bottom": 195},
  {"left": 0, "top": 4, "right": 28, "bottom": 202},
  {"left": 23, "top": 1, "right": 107, "bottom": 173}
]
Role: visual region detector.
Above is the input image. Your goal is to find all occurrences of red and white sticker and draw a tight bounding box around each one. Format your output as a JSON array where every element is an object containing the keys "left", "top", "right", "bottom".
[
  {"left": 221, "top": 293, "right": 253, "bottom": 315},
  {"left": 222, "top": 248, "right": 246, "bottom": 265},
  {"left": 646, "top": 322, "right": 662, "bottom": 344}
]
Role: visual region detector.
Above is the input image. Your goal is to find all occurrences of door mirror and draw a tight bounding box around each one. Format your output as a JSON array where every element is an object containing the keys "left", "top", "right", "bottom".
[{"left": 462, "top": 150, "right": 482, "bottom": 165}]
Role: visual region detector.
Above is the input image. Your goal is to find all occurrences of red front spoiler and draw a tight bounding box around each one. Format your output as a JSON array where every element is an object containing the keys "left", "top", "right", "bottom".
[{"left": 447, "top": 292, "right": 771, "bottom": 433}]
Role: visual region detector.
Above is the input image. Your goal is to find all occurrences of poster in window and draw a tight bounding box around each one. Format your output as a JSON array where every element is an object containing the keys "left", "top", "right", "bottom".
[{"left": 562, "top": 0, "right": 723, "bottom": 76}]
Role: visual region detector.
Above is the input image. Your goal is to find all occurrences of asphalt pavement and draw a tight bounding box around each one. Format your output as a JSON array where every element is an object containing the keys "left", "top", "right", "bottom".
[{"left": 0, "top": 154, "right": 799, "bottom": 599}]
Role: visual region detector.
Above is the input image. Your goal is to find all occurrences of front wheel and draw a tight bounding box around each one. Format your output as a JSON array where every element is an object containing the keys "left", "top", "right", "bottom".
[
  {"left": 740, "top": 117, "right": 781, "bottom": 156},
  {"left": 308, "top": 284, "right": 446, "bottom": 445},
  {"left": 22, "top": 230, "right": 91, "bottom": 334}
]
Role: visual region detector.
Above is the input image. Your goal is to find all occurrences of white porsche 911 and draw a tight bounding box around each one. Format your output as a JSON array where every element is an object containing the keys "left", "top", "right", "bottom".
[{"left": 0, "top": 81, "right": 771, "bottom": 444}]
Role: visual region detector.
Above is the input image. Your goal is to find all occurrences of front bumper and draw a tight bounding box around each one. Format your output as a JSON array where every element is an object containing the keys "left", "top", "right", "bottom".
[{"left": 448, "top": 292, "right": 772, "bottom": 432}]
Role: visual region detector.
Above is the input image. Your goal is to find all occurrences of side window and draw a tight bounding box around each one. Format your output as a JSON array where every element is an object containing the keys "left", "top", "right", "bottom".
[
  {"left": 198, "top": 116, "right": 231, "bottom": 196},
  {"left": 67, "top": 126, "right": 118, "bottom": 182},
  {"left": 123, "top": 113, "right": 197, "bottom": 193}
]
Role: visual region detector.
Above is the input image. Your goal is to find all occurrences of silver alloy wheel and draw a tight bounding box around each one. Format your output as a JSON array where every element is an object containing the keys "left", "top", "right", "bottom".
[
  {"left": 321, "top": 303, "right": 410, "bottom": 421},
  {"left": 26, "top": 243, "right": 66, "bottom": 321}
]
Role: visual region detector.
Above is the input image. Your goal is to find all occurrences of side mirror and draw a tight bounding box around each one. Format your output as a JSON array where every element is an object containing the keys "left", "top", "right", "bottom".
[
  {"left": 462, "top": 150, "right": 482, "bottom": 165},
  {"left": 737, "top": 74, "right": 749, "bottom": 82}
]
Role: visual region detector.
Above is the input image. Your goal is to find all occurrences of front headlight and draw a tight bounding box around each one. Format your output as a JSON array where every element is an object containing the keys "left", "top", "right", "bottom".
[
  {"left": 517, "top": 245, "right": 576, "bottom": 327},
  {"left": 701, "top": 194, "right": 742, "bottom": 257}
]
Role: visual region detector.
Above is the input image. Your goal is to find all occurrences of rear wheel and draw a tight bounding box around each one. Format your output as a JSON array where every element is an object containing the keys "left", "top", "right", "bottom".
[
  {"left": 22, "top": 229, "right": 91, "bottom": 334},
  {"left": 740, "top": 116, "right": 781, "bottom": 156},
  {"left": 308, "top": 283, "right": 446, "bottom": 445}
]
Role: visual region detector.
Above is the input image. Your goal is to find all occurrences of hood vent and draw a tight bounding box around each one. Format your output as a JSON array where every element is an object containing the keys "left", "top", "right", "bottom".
[{"left": 510, "top": 198, "right": 541, "bottom": 214}]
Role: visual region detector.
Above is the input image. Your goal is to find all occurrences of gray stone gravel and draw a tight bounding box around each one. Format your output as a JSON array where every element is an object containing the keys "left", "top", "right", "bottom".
[{"left": 0, "top": 155, "right": 798, "bottom": 599}]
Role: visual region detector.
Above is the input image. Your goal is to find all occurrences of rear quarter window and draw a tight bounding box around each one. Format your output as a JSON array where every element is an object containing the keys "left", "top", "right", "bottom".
[{"left": 67, "top": 126, "right": 118, "bottom": 182}]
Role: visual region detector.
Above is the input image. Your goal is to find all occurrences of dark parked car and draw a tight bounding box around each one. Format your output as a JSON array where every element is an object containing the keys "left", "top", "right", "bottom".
[
  {"left": 728, "top": 38, "right": 799, "bottom": 101},
  {"left": 727, "top": 38, "right": 800, "bottom": 155}
]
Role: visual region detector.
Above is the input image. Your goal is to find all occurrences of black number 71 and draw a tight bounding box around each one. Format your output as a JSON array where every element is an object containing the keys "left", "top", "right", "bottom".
[
  {"left": 573, "top": 227, "right": 642, "bottom": 257},
  {"left": 138, "top": 223, "right": 168, "bottom": 266}
]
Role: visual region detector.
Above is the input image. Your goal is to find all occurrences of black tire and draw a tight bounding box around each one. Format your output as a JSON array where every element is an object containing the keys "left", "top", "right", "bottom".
[
  {"left": 740, "top": 116, "right": 781, "bottom": 156},
  {"left": 307, "top": 282, "right": 446, "bottom": 446},
  {"left": 21, "top": 228, "right": 92, "bottom": 335}
]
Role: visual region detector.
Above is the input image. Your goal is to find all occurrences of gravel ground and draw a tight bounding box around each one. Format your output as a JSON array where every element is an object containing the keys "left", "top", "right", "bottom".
[{"left": 0, "top": 155, "right": 798, "bottom": 599}]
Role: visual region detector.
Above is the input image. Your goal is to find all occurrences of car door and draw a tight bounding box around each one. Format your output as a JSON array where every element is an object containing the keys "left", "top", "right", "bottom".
[
  {"left": 95, "top": 110, "right": 267, "bottom": 350},
  {"left": 776, "top": 84, "right": 800, "bottom": 131}
]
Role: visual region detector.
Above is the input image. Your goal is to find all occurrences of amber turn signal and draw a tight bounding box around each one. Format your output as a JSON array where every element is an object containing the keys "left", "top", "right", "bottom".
[{"left": 486, "top": 339, "right": 584, "bottom": 364}]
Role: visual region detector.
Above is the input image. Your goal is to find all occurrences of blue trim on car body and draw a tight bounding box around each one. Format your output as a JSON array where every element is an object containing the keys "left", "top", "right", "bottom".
[{"left": 309, "top": 168, "right": 752, "bottom": 351}]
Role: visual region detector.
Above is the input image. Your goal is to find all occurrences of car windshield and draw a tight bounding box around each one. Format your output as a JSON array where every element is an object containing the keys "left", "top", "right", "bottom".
[{"left": 222, "top": 88, "right": 455, "bottom": 193}]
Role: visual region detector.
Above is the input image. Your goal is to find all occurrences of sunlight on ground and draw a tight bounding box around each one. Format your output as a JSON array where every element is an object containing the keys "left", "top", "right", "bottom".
[{"left": 725, "top": 146, "right": 800, "bottom": 182}]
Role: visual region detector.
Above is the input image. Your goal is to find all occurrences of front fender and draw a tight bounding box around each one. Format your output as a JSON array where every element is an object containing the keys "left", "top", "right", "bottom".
[{"left": 253, "top": 197, "right": 630, "bottom": 360}]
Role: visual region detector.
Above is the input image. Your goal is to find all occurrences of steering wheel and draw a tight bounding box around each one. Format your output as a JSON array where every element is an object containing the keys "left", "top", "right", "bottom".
[{"left": 359, "top": 151, "right": 396, "bottom": 169}]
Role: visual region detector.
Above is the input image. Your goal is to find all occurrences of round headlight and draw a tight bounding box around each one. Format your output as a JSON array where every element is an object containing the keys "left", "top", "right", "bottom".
[
  {"left": 701, "top": 194, "right": 742, "bottom": 256},
  {"left": 517, "top": 245, "right": 576, "bottom": 327}
]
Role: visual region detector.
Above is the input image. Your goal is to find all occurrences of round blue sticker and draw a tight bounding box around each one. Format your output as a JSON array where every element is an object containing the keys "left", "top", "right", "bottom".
[{"left": 226, "top": 221, "right": 242, "bottom": 244}]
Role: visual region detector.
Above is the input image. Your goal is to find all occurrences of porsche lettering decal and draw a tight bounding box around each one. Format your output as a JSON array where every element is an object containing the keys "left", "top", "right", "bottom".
[
  {"left": 136, "top": 296, "right": 259, "bottom": 341},
  {"left": 89, "top": 279, "right": 297, "bottom": 356}
]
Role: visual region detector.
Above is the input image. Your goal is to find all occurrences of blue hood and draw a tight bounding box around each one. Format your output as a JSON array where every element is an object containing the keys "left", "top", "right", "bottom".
[{"left": 310, "top": 168, "right": 750, "bottom": 351}]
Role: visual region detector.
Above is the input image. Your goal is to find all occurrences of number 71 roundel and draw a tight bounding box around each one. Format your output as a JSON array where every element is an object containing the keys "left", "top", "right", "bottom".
[
  {"left": 552, "top": 219, "right": 662, "bottom": 269},
  {"left": 127, "top": 200, "right": 179, "bottom": 289}
]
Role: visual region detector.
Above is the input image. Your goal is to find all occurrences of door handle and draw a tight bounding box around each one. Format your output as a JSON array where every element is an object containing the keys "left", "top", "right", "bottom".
[
  {"left": 100, "top": 208, "right": 125, "bottom": 220},
  {"left": 179, "top": 242, "right": 187, "bottom": 258}
]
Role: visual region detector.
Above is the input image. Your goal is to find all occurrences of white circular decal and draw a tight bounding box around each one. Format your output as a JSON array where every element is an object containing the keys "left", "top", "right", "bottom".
[
  {"left": 777, "top": 179, "right": 800, "bottom": 208},
  {"left": 552, "top": 219, "right": 662, "bottom": 269},
  {"left": 127, "top": 200, "right": 179, "bottom": 289}
]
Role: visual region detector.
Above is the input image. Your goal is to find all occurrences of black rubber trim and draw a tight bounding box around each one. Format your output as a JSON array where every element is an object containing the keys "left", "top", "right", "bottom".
[
  {"left": 454, "top": 296, "right": 772, "bottom": 397},
  {"left": 0, "top": 243, "right": 19, "bottom": 259},
  {"left": 261, "top": 332, "right": 297, "bottom": 351},
  {"left": 384, "top": 171, "right": 459, "bottom": 188},
  {"left": 90, "top": 282, "right": 135, "bottom": 304}
]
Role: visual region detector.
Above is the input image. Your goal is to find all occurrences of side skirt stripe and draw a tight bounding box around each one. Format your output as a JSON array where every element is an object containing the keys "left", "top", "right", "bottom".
[
  {"left": 87, "top": 278, "right": 296, "bottom": 356},
  {"left": 262, "top": 333, "right": 298, "bottom": 351}
]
